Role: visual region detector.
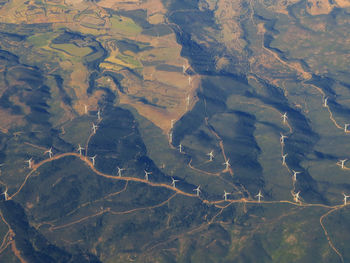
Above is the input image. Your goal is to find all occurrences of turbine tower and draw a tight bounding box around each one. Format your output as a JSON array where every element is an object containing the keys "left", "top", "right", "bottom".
[
  {"left": 117, "top": 167, "right": 125, "bottom": 177},
  {"left": 323, "top": 97, "right": 328, "bottom": 107},
  {"left": 223, "top": 159, "right": 230, "bottom": 170},
  {"left": 292, "top": 191, "right": 301, "bottom": 203},
  {"left": 77, "top": 144, "right": 84, "bottom": 155},
  {"left": 169, "top": 131, "right": 173, "bottom": 143},
  {"left": 255, "top": 190, "right": 263, "bottom": 203},
  {"left": 92, "top": 123, "right": 98, "bottom": 134},
  {"left": 2, "top": 189, "right": 8, "bottom": 201},
  {"left": 91, "top": 155, "right": 97, "bottom": 166},
  {"left": 171, "top": 177, "right": 179, "bottom": 188},
  {"left": 182, "top": 64, "right": 187, "bottom": 74},
  {"left": 193, "top": 185, "right": 201, "bottom": 196},
  {"left": 144, "top": 170, "right": 152, "bottom": 181},
  {"left": 44, "top": 147, "right": 53, "bottom": 159},
  {"left": 207, "top": 150, "right": 214, "bottom": 161},
  {"left": 223, "top": 190, "right": 230, "bottom": 201},
  {"left": 281, "top": 112, "right": 288, "bottom": 124},
  {"left": 282, "top": 153, "right": 287, "bottom": 165},
  {"left": 186, "top": 95, "right": 190, "bottom": 107},
  {"left": 339, "top": 159, "right": 348, "bottom": 169},
  {"left": 343, "top": 193, "right": 350, "bottom": 205},
  {"left": 97, "top": 109, "right": 101, "bottom": 121},
  {"left": 26, "top": 158, "right": 33, "bottom": 169},
  {"left": 280, "top": 133, "right": 287, "bottom": 145},
  {"left": 292, "top": 170, "right": 301, "bottom": 182}
]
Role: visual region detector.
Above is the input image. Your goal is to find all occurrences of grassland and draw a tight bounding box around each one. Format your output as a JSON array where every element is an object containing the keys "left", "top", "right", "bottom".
[
  {"left": 50, "top": 44, "right": 93, "bottom": 57},
  {"left": 109, "top": 15, "right": 142, "bottom": 36}
]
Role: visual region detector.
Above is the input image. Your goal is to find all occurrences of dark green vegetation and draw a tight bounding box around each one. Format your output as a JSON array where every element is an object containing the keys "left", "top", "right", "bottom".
[{"left": 0, "top": 0, "right": 350, "bottom": 262}]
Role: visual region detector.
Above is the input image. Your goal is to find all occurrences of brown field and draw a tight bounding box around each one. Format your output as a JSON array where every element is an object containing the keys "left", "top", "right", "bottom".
[
  {"left": 0, "top": 0, "right": 198, "bottom": 133},
  {"left": 306, "top": 0, "right": 334, "bottom": 15},
  {"left": 0, "top": 108, "right": 25, "bottom": 133}
]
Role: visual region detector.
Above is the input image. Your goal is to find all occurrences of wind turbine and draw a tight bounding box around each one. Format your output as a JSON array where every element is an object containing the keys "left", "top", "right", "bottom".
[
  {"left": 193, "top": 185, "right": 201, "bottom": 196},
  {"left": 339, "top": 159, "right": 347, "bottom": 169},
  {"left": 282, "top": 153, "right": 288, "bottom": 165},
  {"left": 97, "top": 109, "right": 101, "bottom": 121},
  {"left": 2, "top": 189, "right": 8, "bottom": 201},
  {"left": 171, "top": 177, "right": 179, "bottom": 188},
  {"left": 77, "top": 144, "right": 84, "bottom": 155},
  {"left": 323, "top": 97, "right": 328, "bottom": 107},
  {"left": 26, "top": 158, "right": 33, "bottom": 169},
  {"left": 90, "top": 155, "right": 97, "bottom": 166},
  {"left": 292, "top": 191, "right": 301, "bottom": 202},
  {"left": 92, "top": 123, "right": 98, "bottom": 134},
  {"left": 44, "top": 147, "right": 53, "bottom": 159},
  {"left": 182, "top": 64, "right": 187, "bottom": 74},
  {"left": 292, "top": 170, "right": 301, "bottom": 182},
  {"left": 281, "top": 112, "right": 288, "bottom": 124},
  {"left": 144, "top": 170, "right": 152, "bottom": 181},
  {"left": 343, "top": 193, "right": 350, "bottom": 205},
  {"left": 223, "top": 190, "right": 230, "bottom": 201},
  {"left": 255, "top": 190, "right": 263, "bottom": 203},
  {"left": 186, "top": 95, "right": 190, "bottom": 106},
  {"left": 207, "top": 150, "right": 214, "bottom": 161},
  {"left": 169, "top": 131, "right": 173, "bottom": 143},
  {"left": 117, "top": 167, "right": 125, "bottom": 177},
  {"left": 178, "top": 144, "right": 183, "bottom": 153},
  {"left": 280, "top": 133, "right": 287, "bottom": 145},
  {"left": 223, "top": 159, "right": 230, "bottom": 170},
  {"left": 345, "top": 124, "right": 350, "bottom": 133}
]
